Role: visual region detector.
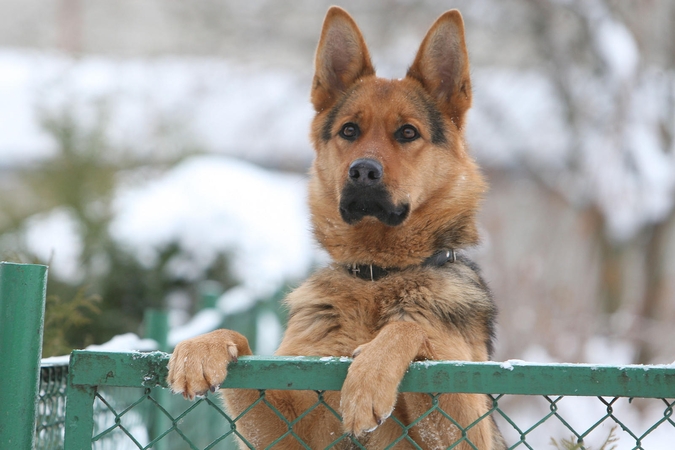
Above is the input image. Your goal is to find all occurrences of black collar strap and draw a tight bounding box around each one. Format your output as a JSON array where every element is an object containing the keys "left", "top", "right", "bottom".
[{"left": 347, "top": 249, "right": 457, "bottom": 282}]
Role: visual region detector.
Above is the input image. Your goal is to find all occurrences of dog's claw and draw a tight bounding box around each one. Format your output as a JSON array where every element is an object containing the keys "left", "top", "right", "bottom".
[{"left": 227, "top": 343, "right": 239, "bottom": 363}]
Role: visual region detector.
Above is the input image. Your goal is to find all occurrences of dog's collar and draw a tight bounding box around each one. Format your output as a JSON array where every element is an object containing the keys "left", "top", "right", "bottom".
[{"left": 346, "top": 249, "right": 457, "bottom": 282}]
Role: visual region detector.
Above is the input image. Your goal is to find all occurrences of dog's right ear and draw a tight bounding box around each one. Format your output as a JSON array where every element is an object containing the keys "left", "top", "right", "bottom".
[{"left": 311, "top": 7, "right": 375, "bottom": 112}]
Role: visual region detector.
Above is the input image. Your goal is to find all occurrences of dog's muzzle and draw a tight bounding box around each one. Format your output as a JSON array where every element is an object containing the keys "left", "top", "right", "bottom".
[{"left": 339, "top": 158, "right": 410, "bottom": 226}]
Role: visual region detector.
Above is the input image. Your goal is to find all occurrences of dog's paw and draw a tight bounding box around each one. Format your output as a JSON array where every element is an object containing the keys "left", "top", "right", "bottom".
[
  {"left": 340, "top": 342, "right": 399, "bottom": 437},
  {"left": 167, "top": 329, "right": 250, "bottom": 400}
]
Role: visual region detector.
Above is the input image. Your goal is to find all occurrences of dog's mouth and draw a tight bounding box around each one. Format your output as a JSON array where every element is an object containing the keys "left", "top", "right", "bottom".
[{"left": 339, "top": 184, "right": 410, "bottom": 226}]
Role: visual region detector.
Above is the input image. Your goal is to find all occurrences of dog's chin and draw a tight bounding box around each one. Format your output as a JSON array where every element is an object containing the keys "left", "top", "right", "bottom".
[{"left": 339, "top": 201, "right": 410, "bottom": 227}]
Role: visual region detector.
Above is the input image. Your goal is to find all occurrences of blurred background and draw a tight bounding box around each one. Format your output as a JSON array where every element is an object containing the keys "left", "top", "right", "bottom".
[{"left": 1, "top": 0, "right": 674, "bottom": 369}]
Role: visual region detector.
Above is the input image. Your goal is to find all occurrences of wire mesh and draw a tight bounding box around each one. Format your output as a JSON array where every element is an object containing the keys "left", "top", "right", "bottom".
[
  {"left": 35, "top": 363, "right": 68, "bottom": 449},
  {"left": 494, "top": 395, "right": 675, "bottom": 449},
  {"left": 85, "top": 388, "right": 675, "bottom": 450}
]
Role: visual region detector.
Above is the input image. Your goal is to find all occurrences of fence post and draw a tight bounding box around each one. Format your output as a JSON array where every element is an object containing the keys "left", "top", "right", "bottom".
[
  {"left": 144, "top": 309, "right": 170, "bottom": 450},
  {"left": 0, "top": 262, "right": 48, "bottom": 449},
  {"left": 198, "top": 280, "right": 222, "bottom": 310},
  {"left": 144, "top": 308, "right": 169, "bottom": 352},
  {"left": 62, "top": 384, "right": 96, "bottom": 450}
]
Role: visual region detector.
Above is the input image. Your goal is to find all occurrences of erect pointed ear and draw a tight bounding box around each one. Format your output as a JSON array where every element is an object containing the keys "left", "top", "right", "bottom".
[
  {"left": 407, "top": 10, "right": 472, "bottom": 129},
  {"left": 311, "top": 7, "right": 375, "bottom": 112}
]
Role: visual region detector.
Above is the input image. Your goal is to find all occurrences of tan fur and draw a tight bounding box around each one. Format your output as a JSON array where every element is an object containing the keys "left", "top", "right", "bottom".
[{"left": 168, "top": 7, "right": 505, "bottom": 449}]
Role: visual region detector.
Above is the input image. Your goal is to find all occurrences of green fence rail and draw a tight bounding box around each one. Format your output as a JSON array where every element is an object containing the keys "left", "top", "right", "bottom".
[{"left": 61, "top": 350, "right": 675, "bottom": 450}]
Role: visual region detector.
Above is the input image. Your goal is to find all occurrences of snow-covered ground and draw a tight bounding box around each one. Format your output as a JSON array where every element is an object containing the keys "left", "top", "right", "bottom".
[
  {"left": 110, "top": 155, "right": 315, "bottom": 292},
  {"left": 0, "top": 49, "right": 315, "bottom": 169}
]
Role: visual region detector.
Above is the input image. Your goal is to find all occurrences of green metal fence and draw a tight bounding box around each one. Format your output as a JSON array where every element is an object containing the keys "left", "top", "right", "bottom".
[
  {"left": 4, "top": 263, "right": 674, "bottom": 449},
  {"left": 0, "top": 262, "right": 48, "bottom": 450},
  {"left": 61, "top": 350, "right": 675, "bottom": 450}
]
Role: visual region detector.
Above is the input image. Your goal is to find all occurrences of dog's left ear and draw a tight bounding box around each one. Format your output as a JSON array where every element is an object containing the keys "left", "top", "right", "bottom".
[
  {"left": 311, "top": 7, "right": 375, "bottom": 113},
  {"left": 407, "top": 10, "right": 471, "bottom": 129}
]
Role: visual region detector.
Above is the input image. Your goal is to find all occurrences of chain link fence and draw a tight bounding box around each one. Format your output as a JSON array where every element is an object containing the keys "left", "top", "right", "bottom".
[
  {"left": 35, "top": 362, "right": 151, "bottom": 450},
  {"left": 35, "top": 363, "right": 69, "bottom": 449},
  {"left": 56, "top": 351, "right": 675, "bottom": 450},
  {"left": 84, "top": 388, "right": 675, "bottom": 449}
]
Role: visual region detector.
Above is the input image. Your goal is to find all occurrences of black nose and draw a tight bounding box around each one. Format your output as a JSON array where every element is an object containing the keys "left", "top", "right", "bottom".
[{"left": 348, "top": 158, "right": 383, "bottom": 186}]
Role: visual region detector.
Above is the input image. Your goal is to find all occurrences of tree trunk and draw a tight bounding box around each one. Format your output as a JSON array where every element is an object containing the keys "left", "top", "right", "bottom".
[{"left": 634, "top": 209, "right": 675, "bottom": 364}]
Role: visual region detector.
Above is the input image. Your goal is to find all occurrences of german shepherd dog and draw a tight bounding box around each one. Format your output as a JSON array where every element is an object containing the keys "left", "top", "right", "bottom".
[{"left": 168, "top": 7, "right": 505, "bottom": 449}]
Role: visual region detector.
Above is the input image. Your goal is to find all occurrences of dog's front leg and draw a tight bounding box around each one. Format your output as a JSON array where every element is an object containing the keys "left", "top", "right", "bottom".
[
  {"left": 169, "top": 330, "right": 311, "bottom": 449},
  {"left": 340, "top": 321, "right": 434, "bottom": 437}
]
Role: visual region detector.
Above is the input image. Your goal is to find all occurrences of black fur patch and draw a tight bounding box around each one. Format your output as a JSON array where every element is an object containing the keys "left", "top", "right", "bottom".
[
  {"left": 452, "top": 255, "right": 498, "bottom": 359},
  {"left": 288, "top": 301, "right": 337, "bottom": 320},
  {"left": 424, "top": 98, "right": 447, "bottom": 145},
  {"left": 412, "top": 89, "right": 447, "bottom": 145},
  {"left": 432, "top": 212, "right": 477, "bottom": 249},
  {"left": 339, "top": 183, "right": 410, "bottom": 226}
]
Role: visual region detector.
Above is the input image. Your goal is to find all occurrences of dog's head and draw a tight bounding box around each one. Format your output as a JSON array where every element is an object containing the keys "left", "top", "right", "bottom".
[{"left": 308, "top": 7, "right": 486, "bottom": 267}]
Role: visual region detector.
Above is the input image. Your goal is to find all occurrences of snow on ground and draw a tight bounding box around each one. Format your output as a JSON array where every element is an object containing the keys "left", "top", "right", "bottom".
[
  {"left": 110, "top": 154, "right": 316, "bottom": 293},
  {"left": 111, "top": 155, "right": 319, "bottom": 347},
  {"left": 0, "top": 51, "right": 56, "bottom": 165},
  {"left": 167, "top": 307, "right": 223, "bottom": 346},
  {"left": 85, "top": 332, "right": 158, "bottom": 352},
  {"left": 0, "top": 49, "right": 315, "bottom": 168},
  {"left": 40, "top": 332, "right": 158, "bottom": 365},
  {"left": 23, "top": 207, "right": 84, "bottom": 284}
]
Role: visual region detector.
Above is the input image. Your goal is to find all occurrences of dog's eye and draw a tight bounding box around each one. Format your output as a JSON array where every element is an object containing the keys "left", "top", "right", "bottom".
[
  {"left": 339, "top": 123, "right": 360, "bottom": 141},
  {"left": 395, "top": 125, "right": 419, "bottom": 143}
]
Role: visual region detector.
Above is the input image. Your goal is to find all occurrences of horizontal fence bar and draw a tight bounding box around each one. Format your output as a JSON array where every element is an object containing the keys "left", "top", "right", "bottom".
[{"left": 69, "top": 350, "right": 675, "bottom": 398}]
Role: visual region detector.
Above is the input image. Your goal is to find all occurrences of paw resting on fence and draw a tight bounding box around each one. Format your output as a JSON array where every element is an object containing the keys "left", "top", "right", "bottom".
[{"left": 167, "top": 329, "right": 252, "bottom": 400}]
